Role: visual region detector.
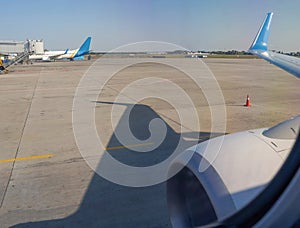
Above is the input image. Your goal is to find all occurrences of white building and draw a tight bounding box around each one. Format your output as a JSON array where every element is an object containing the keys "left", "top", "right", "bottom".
[
  {"left": 0, "top": 39, "right": 45, "bottom": 55},
  {"left": 0, "top": 40, "right": 25, "bottom": 54},
  {"left": 25, "top": 40, "right": 44, "bottom": 54}
]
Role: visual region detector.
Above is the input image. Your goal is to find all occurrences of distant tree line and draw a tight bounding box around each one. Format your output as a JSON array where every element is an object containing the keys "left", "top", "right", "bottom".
[
  {"left": 202, "top": 50, "right": 300, "bottom": 57},
  {"left": 206, "top": 50, "right": 251, "bottom": 55},
  {"left": 271, "top": 50, "right": 300, "bottom": 57},
  {"left": 91, "top": 49, "right": 300, "bottom": 57},
  {"left": 287, "top": 52, "right": 300, "bottom": 57},
  {"left": 172, "top": 50, "right": 252, "bottom": 55}
]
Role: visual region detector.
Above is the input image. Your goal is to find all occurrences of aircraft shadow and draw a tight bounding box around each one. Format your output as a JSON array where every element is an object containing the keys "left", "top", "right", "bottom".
[{"left": 13, "top": 102, "right": 225, "bottom": 228}]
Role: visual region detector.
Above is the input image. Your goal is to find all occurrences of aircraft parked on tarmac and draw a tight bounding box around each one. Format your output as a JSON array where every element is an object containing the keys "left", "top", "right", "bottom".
[{"left": 29, "top": 37, "right": 91, "bottom": 61}]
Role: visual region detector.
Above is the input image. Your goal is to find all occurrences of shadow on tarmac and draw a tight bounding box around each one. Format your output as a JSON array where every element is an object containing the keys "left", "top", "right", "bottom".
[{"left": 13, "top": 102, "right": 224, "bottom": 228}]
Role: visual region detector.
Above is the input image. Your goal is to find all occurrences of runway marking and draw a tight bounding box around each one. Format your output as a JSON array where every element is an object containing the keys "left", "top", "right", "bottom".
[
  {"left": 105, "top": 142, "right": 154, "bottom": 151},
  {"left": 0, "top": 154, "right": 53, "bottom": 163}
]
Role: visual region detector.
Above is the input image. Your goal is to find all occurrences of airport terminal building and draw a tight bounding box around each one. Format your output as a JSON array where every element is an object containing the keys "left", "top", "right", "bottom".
[
  {"left": 0, "top": 40, "right": 25, "bottom": 54},
  {"left": 0, "top": 39, "right": 44, "bottom": 55}
]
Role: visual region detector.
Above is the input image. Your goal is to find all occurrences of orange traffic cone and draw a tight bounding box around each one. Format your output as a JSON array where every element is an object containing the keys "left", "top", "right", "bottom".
[{"left": 245, "top": 95, "right": 251, "bottom": 107}]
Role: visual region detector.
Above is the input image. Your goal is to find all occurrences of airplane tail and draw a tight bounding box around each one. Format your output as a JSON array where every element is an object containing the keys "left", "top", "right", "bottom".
[
  {"left": 75, "top": 37, "right": 91, "bottom": 57},
  {"left": 64, "top": 49, "right": 69, "bottom": 54},
  {"left": 249, "top": 12, "right": 273, "bottom": 51}
]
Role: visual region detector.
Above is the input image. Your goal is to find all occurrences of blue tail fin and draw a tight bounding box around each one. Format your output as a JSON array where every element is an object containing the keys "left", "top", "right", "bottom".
[
  {"left": 64, "top": 49, "right": 69, "bottom": 54},
  {"left": 249, "top": 12, "right": 273, "bottom": 51},
  {"left": 75, "top": 37, "right": 91, "bottom": 57}
]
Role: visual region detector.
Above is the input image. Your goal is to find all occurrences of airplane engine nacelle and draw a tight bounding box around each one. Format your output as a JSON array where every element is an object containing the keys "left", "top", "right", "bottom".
[{"left": 167, "top": 117, "right": 299, "bottom": 228}]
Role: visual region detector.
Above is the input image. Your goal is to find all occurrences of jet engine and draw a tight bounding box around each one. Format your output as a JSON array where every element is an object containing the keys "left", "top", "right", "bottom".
[{"left": 167, "top": 116, "right": 300, "bottom": 227}]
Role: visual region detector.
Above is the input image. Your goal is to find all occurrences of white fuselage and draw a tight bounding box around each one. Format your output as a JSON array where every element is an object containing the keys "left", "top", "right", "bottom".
[{"left": 29, "top": 49, "right": 78, "bottom": 61}]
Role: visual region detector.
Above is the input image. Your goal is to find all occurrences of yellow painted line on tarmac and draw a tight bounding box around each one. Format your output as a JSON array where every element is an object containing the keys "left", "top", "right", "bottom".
[
  {"left": 0, "top": 154, "right": 54, "bottom": 163},
  {"left": 105, "top": 142, "right": 154, "bottom": 151}
]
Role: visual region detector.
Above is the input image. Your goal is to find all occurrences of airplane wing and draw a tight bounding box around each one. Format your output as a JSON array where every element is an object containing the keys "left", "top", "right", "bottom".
[
  {"left": 166, "top": 12, "right": 300, "bottom": 228},
  {"left": 249, "top": 12, "right": 300, "bottom": 78}
]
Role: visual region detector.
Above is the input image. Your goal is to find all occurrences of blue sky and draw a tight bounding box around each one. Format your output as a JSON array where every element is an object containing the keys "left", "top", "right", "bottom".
[{"left": 2, "top": 0, "right": 300, "bottom": 52}]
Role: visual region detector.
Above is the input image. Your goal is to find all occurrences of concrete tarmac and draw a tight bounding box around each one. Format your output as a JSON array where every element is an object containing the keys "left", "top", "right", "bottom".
[{"left": 0, "top": 58, "right": 299, "bottom": 227}]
